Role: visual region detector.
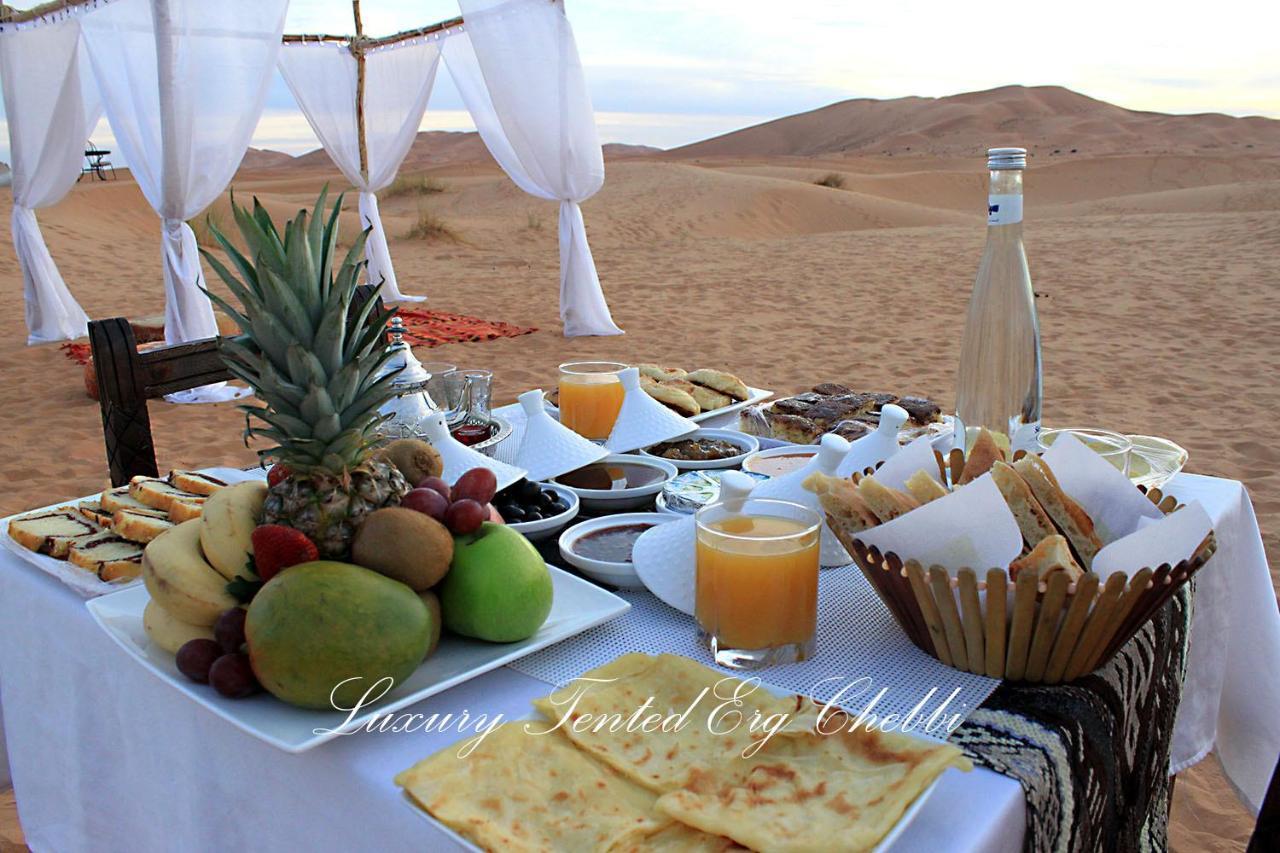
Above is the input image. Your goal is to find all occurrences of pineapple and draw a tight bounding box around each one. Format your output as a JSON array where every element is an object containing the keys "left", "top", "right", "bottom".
[{"left": 200, "top": 189, "right": 410, "bottom": 557}]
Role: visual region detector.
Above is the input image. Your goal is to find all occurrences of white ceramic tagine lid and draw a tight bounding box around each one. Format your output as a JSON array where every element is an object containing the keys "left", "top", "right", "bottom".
[
  {"left": 631, "top": 470, "right": 765, "bottom": 615},
  {"left": 837, "top": 403, "right": 908, "bottom": 478},
  {"left": 605, "top": 367, "right": 698, "bottom": 453},
  {"left": 422, "top": 412, "right": 527, "bottom": 491},
  {"left": 752, "top": 432, "right": 853, "bottom": 567},
  {"left": 514, "top": 389, "right": 610, "bottom": 482}
]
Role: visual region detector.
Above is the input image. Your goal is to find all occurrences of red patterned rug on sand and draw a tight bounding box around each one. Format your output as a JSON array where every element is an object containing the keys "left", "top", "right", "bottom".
[
  {"left": 60, "top": 310, "right": 536, "bottom": 367},
  {"left": 63, "top": 310, "right": 536, "bottom": 398}
]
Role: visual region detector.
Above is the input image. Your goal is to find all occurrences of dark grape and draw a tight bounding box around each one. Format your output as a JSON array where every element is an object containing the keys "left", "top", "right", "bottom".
[
  {"left": 416, "top": 476, "right": 451, "bottom": 503},
  {"left": 444, "top": 499, "right": 486, "bottom": 535},
  {"left": 401, "top": 487, "right": 450, "bottom": 521},
  {"left": 176, "top": 639, "right": 222, "bottom": 684},
  {"left": 214, "top": 608, "right": 247, "bottom": 654},
  {"left": 453, "top": 468, "right": 498, "bottom": 506},
  {"left": 209, "top": 653, "right": 260, "bottom": 699}
]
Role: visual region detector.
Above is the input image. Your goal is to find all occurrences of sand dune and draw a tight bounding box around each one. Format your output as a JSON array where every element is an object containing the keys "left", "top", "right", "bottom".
[
  {"left": 671, "top": 85, "right": 1280, "bottom": 159},
  {"left": 1, "top": 86, "right": 1277, "bottom": 850}
]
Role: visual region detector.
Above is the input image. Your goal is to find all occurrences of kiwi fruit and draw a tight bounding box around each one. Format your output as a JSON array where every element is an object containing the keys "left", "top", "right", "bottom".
[
  {"left": 351, "top": 507, "right": 453, "bottom": 591},
  {"left": 418, "top": 590, "right": 443, "bottom": 659},
  {"left": 376, "top": 438, "right": 443, "bottom": 486}
]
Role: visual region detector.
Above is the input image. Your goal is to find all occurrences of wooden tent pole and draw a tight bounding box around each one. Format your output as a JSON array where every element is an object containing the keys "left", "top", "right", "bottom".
[
  {"left": 352, "top": 0, "right": 369, "bottom": 181},
  {"left": 282, "top": 15, "right": 464, "bottom": 49}
]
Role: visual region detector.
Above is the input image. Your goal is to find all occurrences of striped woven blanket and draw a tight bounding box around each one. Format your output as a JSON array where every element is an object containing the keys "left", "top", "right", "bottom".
[{"left": 953, "top": 584, "right": 1192, "bottom": 852}]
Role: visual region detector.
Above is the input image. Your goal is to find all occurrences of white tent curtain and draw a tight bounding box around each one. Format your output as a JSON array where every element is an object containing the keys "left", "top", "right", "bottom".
[
  {"left": 80, "top": 0, "right": 287, "bottom": 401},
  {"left": 277, "top": 38, "right": 442, "bottom": 302},
  {"left": 0, "top": 14, "right": 100, "bottom": 344},
  {"left": 446, "top": 0, "right": 621, "bottom": 336}
]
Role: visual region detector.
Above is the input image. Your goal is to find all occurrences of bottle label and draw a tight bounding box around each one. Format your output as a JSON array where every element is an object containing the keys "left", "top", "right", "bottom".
[{"left": 988, "top": 194, "right": 1023, "bottom": 225}]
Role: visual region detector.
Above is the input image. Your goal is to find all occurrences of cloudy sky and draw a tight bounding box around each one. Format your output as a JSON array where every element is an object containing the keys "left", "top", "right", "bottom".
[{"left": 3, "top": 0, "right": 1279, "bottom": 163}]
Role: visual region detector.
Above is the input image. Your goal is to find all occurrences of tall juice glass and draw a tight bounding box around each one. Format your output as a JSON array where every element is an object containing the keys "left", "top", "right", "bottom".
[
  {"left": 558, "top": 362, "right": 627, "bottom": 442},
  {"left": 695, "top": 498, "right": 821, "bottom": 669}
]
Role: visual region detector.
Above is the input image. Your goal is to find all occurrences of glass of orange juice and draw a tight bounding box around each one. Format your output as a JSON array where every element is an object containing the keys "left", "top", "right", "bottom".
[
  {"left": 558, "top": 361, "right": 627, "bottom": 442},
  {"left": 695, "top": 498, "right": 821, "bottom": 669}
]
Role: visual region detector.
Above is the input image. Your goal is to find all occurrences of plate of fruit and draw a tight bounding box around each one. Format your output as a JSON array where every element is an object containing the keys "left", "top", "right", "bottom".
[
  {"left": 85, "top": 191, "right": 630, "bottom": 753},
  {"left": 494, "top": 480, "right": 579, "bottom": 541}
]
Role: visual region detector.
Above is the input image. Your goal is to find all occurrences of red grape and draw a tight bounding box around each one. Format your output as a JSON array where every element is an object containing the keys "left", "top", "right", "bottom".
[
  {"left": 416, "top": 476, "right": 451, "bottom": 503},
  {"left": 401, "top": 487, "right": 449, "bottom": 521},
  {"left": 214, "top": 608, "right": 247, "bottom": 653},
  {"left": 209, "top": 653, "right": 260, "bottom": 699},
  {"left": 452, "top": 468, "right": 498, "bottom": 506},
  {"left": 444, "top": 499, "right": 486, "bottom": 535},
  {"left": 176, "top": 639, "right": 222, "bottom": 684}
]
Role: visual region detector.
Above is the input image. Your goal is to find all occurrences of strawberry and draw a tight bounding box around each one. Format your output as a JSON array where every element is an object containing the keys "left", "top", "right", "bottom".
[
  {"left": 266, "top": 464, "right": 291, "bottom": 488},
  {"left": 251, "top": 525, "right": 318, "bottom": 581}
]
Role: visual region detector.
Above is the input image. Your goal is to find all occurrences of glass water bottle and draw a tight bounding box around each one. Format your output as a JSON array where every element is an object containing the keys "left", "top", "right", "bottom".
[{"left": 955, "top": 147, "right": 1042, "bottom": 452}]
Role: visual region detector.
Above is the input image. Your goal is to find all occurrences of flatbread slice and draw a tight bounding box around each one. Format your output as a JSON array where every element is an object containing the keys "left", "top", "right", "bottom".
[
  {"left": 638, "top": 364, "right": 688, "bottom": 382},
  {"left": 654, "top": 707, "right": 971, "bottom": 853},
  {"left": 904, "top": 470, "right": 948, "bottom": 505},
  {"left": 1009, "top": 534, "right": 1085, "bottom": 583},
  {"left": 856, "top": 476, "right": 920, "bottom": 523},
  {"left": 531, "top": 653, "right": 798, "bottom": 793},
  {"left": 989, "top": 461, "right": 1057, "bottom": 550},
  {"left": 396, "top": 722, "right": 718, "bottom": 852},
  {"left": 689, "top": 384, "right": 732, "bottom": 413},
  {"left": 803, "top": 472, "right": 880, "bottom": 534},
  {"left": 957, "top": 427, "right": 1004, "bottom": 484},
  {"left": 1012, "top": 455, "right": 1103, "bottom": 568}
]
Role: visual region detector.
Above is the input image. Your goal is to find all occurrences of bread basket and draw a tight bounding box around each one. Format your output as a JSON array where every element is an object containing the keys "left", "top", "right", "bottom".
[{"left": 832, "top": 448, "right": 1216, "bottom": 684}]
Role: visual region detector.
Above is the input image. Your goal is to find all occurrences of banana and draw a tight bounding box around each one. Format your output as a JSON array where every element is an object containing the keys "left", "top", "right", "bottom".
[
  {"left": 199, "top": 480, "right": 267, "bottom": 581},
  {"left": 143, "top": 519, "right": 237, "bottom": 626},
  {"left": 143, "top": 600, "right": 215, "bottom": 654}
]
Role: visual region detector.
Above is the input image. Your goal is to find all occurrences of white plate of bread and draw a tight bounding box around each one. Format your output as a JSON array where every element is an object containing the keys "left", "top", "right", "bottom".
[
  {"left": 2, "top": 467, "right": 261, "bottom": 598},
  {"left": 545, "top": 363, "right": 772, "bottom": 425}
]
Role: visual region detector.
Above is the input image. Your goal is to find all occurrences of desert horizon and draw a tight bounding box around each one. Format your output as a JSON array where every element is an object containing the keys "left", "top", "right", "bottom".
[{"left": 3, "top": 79, "right": 1278, "bottom": 849}]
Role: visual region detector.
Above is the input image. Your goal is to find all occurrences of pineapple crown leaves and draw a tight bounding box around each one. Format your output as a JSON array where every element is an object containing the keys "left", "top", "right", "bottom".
[{"left": 198, "top": 187, "right": 404, "bottom": 474}]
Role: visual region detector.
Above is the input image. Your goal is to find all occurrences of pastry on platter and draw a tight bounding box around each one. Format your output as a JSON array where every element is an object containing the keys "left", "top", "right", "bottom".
[
  {"left": 68, "top": 533, "right": 144, "bottom": 581},
  {"left": 8, "top": 509, "right": 101, "bottom": 557},
  {"left": 168, "top": 471, "right": 229, "bottom": 496},
  {"left": 686, "top": 368, "right": 749, "bottom": 403},
  {"left": 637, "top": 363, "right": 687, "bottom": 382},
  {"left": 642, "top": 382, "right": 700, "bottom": 417},
  {"left": 748, "top": 383, "right": 944, "bottom": 445},
  {"left": 111, "top": 508, "right": 175, "bottom": 544},
  {"left": 689, "top": 384, "right": 731, "bottom": 413}
]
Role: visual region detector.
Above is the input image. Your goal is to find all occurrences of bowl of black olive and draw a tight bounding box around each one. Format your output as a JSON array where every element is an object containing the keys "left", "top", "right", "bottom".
[{"left": 494, "top": 479, "right": 580, "bottom": 541}]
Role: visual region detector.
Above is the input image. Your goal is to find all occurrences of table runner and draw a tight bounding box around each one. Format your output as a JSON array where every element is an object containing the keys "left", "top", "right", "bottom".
[{"left": 953, "top": 584, "right": 1192, "bottom": 852}]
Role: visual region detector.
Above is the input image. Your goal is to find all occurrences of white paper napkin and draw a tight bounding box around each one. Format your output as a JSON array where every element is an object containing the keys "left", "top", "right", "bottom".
[
  {"left": 1041, "top": 432, "right": 1163, "bottom": 542},
  {"left": 1092, "top": 501, "right": 1213, "bottom": 579},
  {"left": 870, "top": 434, "right": 941, "bottom": 491},
  {"left": 856, "top": 473, "right": 1023, "bottom": 571}
]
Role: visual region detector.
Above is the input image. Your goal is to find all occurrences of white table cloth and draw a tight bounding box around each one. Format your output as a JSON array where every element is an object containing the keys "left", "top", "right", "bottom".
[{"left": 0, "top": 472, "right": 1274, "bottom": 850}]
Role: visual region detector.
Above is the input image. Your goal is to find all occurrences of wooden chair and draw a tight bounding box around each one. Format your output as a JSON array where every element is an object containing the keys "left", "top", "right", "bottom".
[{"left": 89, "top": 284, "right": 382, "bottom": 487}]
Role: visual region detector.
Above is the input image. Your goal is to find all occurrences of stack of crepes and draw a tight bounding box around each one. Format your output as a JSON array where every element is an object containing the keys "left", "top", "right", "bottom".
[{"left": 396, "top": 653, "right": 970, "bottom": 852}]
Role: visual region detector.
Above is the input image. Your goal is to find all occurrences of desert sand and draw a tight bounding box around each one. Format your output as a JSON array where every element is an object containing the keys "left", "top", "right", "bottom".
[{"left": 1, "top": 86, "right": 1277, "bottom": 849}]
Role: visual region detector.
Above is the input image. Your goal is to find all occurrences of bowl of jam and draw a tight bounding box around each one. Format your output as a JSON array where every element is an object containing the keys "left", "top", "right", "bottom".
[
  {"left": 551, "top": 454, "right": 678, "bottom": 512},
  {"left": 558, "top": 513, "right": 674, "bottom": 589}
]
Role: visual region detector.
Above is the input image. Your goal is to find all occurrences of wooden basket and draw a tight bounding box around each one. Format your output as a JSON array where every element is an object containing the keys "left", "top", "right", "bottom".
[{"left": 833, "top": 450, "right": 1216, "bottom": 684}]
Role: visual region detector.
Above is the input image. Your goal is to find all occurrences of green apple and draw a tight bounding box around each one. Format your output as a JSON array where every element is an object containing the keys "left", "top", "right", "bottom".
[{"left": 440, "top": 523, "right": 553, "bottom": 642}]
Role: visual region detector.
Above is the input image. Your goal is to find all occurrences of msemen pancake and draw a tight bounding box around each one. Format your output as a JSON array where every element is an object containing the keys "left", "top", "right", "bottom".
[
  {"left": 532, "top": 653, "right": 799, "bottom": 793},
  {"left": 396, "top": 722, "right": 732, "bottom": 852},
  {"left": 655, "top": 708, "right": 972, "bottom": 853}
]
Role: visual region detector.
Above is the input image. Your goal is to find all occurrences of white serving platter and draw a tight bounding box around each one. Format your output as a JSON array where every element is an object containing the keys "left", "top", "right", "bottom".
[
  {"left": 86, "top": 565, "right": 629, "bottom": 753},
  {"left": 400, "top": 717, "right": 943, "bottom": 853},
  {"left": 0, "top": 466, "right": 262, "bottom": 599},
  {"left": 546, "top": 385, "right": 773, "bottom": 426}
]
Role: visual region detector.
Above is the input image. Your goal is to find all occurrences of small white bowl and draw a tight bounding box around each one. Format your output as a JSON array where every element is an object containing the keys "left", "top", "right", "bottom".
[
  {"left": 559, "top": 513, "right": 675, "bottom": 589},
  {"left": 505, "top": 483, "right": 580, "bottom": 542},
  {"left": 740, "top": 445, "right": 819, "bottom": 478},
  {"left": 639, "top": 428, "right": 759, "bottom": 470},
  {"left": 552, "top": 454, "right": 678, "bottom": 512}
]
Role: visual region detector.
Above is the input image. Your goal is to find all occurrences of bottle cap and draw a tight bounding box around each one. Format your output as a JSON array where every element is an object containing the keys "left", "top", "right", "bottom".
[{"left": 988, "top": 147, "right": 1027, "bottom": 170}]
